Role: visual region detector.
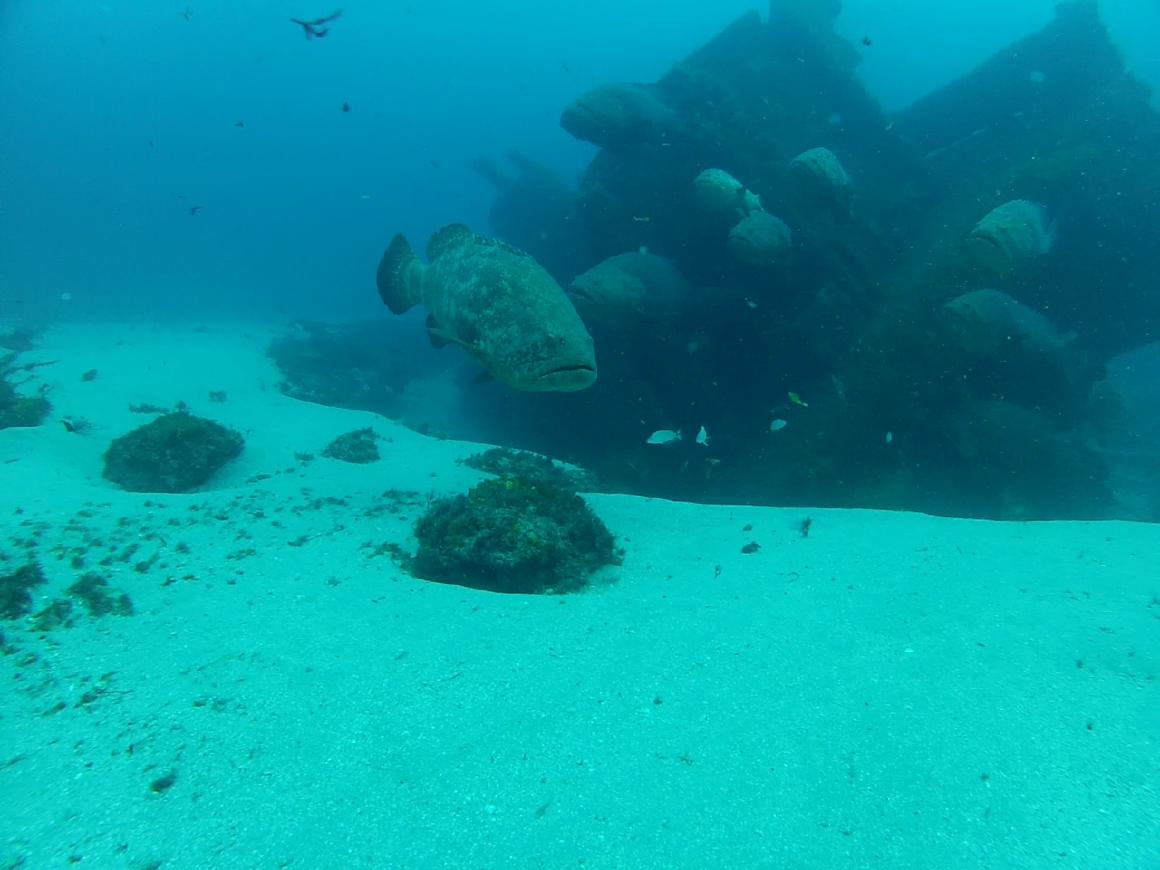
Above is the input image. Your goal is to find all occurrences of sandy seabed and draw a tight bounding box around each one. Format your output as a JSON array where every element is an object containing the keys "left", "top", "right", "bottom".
[{"left": 1, "top": 323, "right": 1157, "bottom": 869}]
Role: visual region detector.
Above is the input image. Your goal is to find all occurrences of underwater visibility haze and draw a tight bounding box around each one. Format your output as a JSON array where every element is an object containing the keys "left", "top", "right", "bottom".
[{"left": 1, "top": 1, "right": 1159, "bottom": 867}]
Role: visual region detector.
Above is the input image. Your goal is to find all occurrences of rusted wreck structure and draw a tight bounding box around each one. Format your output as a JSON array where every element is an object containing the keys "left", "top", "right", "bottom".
[{"left": 477, "top": 1, "right": 1160, "bottom": 518}]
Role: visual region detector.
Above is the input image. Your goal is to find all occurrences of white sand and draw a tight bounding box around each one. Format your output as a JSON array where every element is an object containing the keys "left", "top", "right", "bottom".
[{"left": 1, "top": 323, "right": 1157, "bottom": 869}]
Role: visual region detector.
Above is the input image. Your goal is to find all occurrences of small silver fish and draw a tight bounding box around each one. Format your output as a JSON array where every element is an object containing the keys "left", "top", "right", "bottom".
[
  {"left": 695, "top": 426, "right": 710, "bottom": 446},
  {"left": 769, "top": 418, "right": 788, "bottom": 432},
  {"left": 646, "top": 429, "right": 681, "bottom": 445}
]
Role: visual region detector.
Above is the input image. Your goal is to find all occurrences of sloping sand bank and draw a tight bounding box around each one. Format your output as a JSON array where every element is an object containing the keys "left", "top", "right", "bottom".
[{"left": 2, "top": 323, "right": 1156, "bottom": 868}]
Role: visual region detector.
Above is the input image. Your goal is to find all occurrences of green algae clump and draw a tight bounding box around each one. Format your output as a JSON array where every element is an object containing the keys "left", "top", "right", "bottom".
[
  {"left": 0, "top": 353, "right": 51, "bottom": 430},
  {"left": 322, "top": 427, "right": 381, "bottom": 464},
  {"left": 103, "top": 411, "right": 244, "bottom": 493},
  {"left": 411, "top": 477, "right": 620, "bottom": 594},
  {"left": 0, "top": 562, "right": 46, "bottom": 620}
]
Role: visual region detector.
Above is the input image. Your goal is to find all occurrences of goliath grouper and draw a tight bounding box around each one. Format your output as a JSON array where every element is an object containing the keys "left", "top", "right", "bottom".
[
  {"left": 560, "top": 82, "right": 681, "bottom": 150},
  {"left": 376, "top": 223, "right": 597, "bottom": 391}
]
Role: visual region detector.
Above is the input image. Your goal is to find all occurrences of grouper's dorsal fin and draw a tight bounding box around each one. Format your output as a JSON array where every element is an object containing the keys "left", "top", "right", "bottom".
[
  {"left": 480, "top": 237, "right": 529, "bottom": 258},
  {"left": 426, "top": 223, "right": 475, "bottom": 261}
]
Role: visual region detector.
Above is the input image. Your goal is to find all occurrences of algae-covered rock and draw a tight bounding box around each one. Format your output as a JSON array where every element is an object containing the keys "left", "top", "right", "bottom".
[
  {"left": 67, "top": 572, "right": 134, "bottom": 617},
  {"left": 32, "top": 598, "right": 75, "bottom": 632},
  {"left": 322, "top": 427, "right": 381, "bottom": 464},
  {"left": 460, "top": 447, "right": 597, "bottom": 492},
  {"left": 0, "top": 353, "right": 51, "bottom": 430},
  {"left": 1, "top": 562, "right": 46, "bottom": 620},
  {"left": 411, "top": 477, "right": 620, "bottom": 594},
  {"left": 103, "top": 411, "right": 244, "bottom": 493},
  {"left": 0, "top": 392, "right": 51, "bottom": 429}
]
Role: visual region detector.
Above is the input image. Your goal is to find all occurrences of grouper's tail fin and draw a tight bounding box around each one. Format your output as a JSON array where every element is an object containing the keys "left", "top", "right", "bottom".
[{"left": 376, "top": 234, "right": 423, "bottom": 314}]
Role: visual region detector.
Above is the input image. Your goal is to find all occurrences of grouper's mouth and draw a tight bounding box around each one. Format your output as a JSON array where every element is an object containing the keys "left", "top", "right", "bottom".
[
  {"left": 528, "top": 360, "right": 598, "bottom": 391},
  {"left": 544, "top": 363, "right": 596, "bottom": 376}
]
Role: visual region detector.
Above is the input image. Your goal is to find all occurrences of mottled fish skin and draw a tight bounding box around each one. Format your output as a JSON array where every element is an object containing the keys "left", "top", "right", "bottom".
[
  {"left": 560, "top": 83, "right": 680, "bottom": 150},
  {"left": 568, "top": 251, "right": 691, "bottom": 329},
  {"left": 376, "top": 224, "right": 597, "bottom": 392},
  {"left": 943, "top": 289, "right": 1071, "bottom": 357}
]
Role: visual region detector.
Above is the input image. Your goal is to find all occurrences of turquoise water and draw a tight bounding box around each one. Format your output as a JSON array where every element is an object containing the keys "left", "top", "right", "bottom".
[{"left": 2, "top": 0, "right": 1159, "bottom": 321}]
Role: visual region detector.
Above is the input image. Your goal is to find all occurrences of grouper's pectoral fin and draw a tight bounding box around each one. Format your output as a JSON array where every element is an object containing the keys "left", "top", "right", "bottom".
[
  {"left": 469, "top": 370, "right": 495, "bottom": 386},
  {"left": 425, "top": 316, "right": 494, "bottom": 385},
  {"left": 426, "top": 313, "right": 472, "bottom": 350},
  {"left": 425, "top": 313, "right": 451, "bottom": 348}
]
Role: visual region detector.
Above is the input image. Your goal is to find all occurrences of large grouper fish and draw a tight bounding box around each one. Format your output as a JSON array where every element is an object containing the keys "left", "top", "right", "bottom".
[{"left": 376, "top": 223, "right": 597, "bottom": 391}]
